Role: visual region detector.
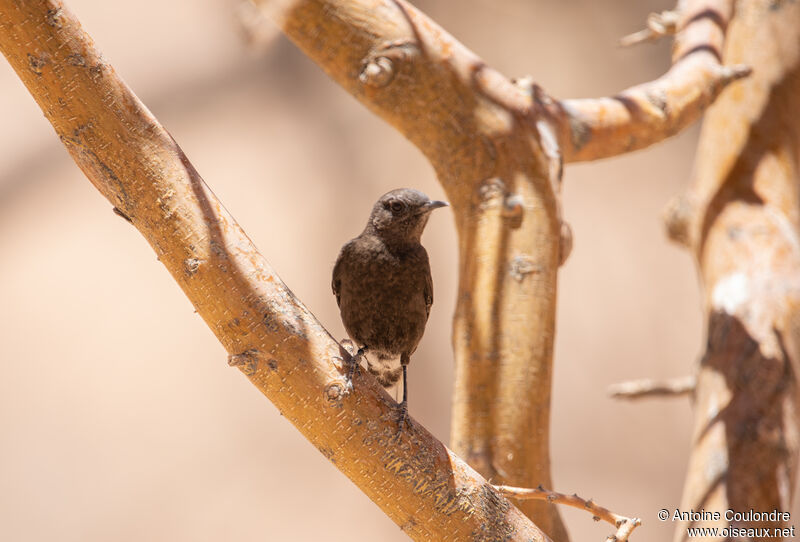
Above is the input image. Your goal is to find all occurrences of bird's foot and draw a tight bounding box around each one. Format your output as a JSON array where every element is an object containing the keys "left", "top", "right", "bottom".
[{"left": 338, "top": 340, "right": 366, "bottom": 394}]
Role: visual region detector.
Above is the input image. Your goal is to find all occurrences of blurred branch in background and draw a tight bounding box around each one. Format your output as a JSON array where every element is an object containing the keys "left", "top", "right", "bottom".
[
  {"left": 608, "top": 375, "right": 695, "bottom": 400},
  {"left": 618, "top": 9, "right": 679, "bottom": 47},
  {"left": 662, "top": 0, "right": 800, "bottom": 537},
  {"left": 0, "top": 1, "right": 547, "bottom": 541},
  {"left": 550, "top": 0, "right": 749, "bottom": 162}
]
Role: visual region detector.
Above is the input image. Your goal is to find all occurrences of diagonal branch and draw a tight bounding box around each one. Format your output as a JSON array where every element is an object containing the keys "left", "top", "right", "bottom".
[{"left": 0, "top": 1, "right": 549, "bottom": 541}]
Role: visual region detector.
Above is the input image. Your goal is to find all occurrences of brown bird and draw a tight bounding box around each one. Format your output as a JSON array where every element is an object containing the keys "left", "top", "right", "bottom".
[{"left": 332, "top": 188, "right": 447, "bottom": 422}]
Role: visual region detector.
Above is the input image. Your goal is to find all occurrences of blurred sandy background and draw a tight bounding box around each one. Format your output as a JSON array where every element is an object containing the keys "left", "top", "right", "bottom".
[{"left": 1, "top": 1, "right": 795, "bottom": 541}]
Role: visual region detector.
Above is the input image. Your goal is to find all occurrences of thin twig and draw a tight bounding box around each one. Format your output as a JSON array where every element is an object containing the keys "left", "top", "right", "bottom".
[
  {"left": 608, "top": 376, "right": 696, "bottom": 400},
  {"left": 619, "top": 10, "right": 680, "bottom": 47},
  {"left": 495, "top": 484, "right": 642, "bottom": 542}
]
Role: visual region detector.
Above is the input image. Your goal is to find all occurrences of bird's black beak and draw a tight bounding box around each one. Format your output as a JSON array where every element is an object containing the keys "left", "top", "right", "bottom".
[{"left": 424, "top": 200, "right": 449, "bottom": 212}]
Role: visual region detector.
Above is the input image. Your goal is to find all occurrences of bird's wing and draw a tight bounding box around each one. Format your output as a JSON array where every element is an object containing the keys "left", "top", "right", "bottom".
[
  {"left": 332, "top": 245, "right": 345, "bottom": 308},
  {"left": 423, "top": 250, "right": 433, "bottom": 320}
]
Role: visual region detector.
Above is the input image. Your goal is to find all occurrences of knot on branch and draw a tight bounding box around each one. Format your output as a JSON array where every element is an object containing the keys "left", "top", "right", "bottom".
[
  {"left": 183, "top": 257, "right": 203, "bottom": 276},
  {"left": 509, "top": 254, "right": 541, "bottom": 282},
  {"left": 227, "top": 348, "right": 261, "bottom": 376},
  {"left": 27, "top": 52, "right": 49, "bottom": 75},
  {"left": 325, "top": 382, "right": 347, "bottom": 402},
  {"left": 663, "top": 194, "right": 695, "bottom": 247},
  {"left": 476, "top": 178, "right": 527, "bottom": 229},
  {"left": 359, "top": 40, "right": 418, "bottom": 88},
  {"left": 501, "top": 195, "right": 524, "bottom": 220},
  {"left": 477, "top": 177, "right": 506, "bottom": 207}
]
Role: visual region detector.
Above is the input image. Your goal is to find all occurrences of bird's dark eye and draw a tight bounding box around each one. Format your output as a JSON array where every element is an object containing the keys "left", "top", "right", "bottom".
[{"left": 389, "top": 201, "right": 405, "bottom": 213}]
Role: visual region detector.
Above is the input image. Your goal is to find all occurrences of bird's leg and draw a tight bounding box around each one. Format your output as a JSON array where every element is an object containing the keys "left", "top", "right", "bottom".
[
  {"left": 347, "top": 344, "right": 368, "bottom": 386},
  {"left": 347, "top": 344, "right": 367, "bottom": 388},
  {"left": 338, "top": 340, "right": 366, "bottom": 393},
  {"left": 397, "top": 354, "right": 410, "bottom": 431}
]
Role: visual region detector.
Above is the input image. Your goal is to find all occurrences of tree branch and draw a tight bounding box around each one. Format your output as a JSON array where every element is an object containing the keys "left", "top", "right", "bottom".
[
  {"left": 608, "top": 376, "right": 695, "bottom": 400},
  {"left": 665, "top": 0, "right": 800, "bottom": 536},
  {"left": 551, "top": 0, "right": 748, "bottom": 162},
  {"left": 0, "top": 1, "right": 550, "bottom": 540}
]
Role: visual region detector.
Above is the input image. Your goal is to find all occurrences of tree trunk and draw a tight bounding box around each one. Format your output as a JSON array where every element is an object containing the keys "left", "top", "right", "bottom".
[{"left": 666, "top": 0, "right": 800, "bottom": 538}]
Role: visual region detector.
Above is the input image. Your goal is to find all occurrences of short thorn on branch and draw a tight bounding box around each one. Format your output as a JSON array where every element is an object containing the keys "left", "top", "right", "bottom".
[
  {"left": 619, "top": 10, "right": 680, "bottom": 47},
  {"left": 608, "top": 375, "right": 696, "bottom": 400},
  {"left": 495, "top": 484, "right": 641, "bottom": 542}
]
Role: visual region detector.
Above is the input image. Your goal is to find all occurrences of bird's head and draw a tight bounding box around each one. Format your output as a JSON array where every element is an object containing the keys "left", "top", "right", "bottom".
[{"left": 368, "top": 188, "right": 448, "bottom": 243}]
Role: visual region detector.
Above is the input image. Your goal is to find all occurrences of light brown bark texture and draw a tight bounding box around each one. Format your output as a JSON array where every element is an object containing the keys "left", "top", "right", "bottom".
[
  {"left": 256, "top": 1, "right": 746, "bottom": 539},
  {"left": 664, "top": 0, "right": 800, "bottom": 538},
  {"left": 0, "top": 1, "right": 550, "bottom": 541}
]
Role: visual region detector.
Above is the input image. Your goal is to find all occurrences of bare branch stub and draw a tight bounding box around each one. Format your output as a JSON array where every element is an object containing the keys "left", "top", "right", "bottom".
[
  {"left": 619, "top": 10, "right": 679, "bottom": 47},
  {"left": 608, "top": 376, "right": 696, "bottom": 400},
  {"left": 0, "top": 1, "right": 551, "bottom": 540}
]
